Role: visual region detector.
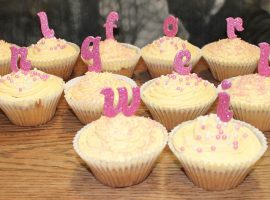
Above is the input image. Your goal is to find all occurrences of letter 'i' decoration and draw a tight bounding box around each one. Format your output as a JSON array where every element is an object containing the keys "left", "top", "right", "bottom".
[
  {"left": 217, "top": 80, "right": 233, "bottom": 122},
  {"left": 10, "top": 46, "right": 31, "bottom": 72},
  {"left": 258, "top": 42, "right": 270, "bottom": 77},
  {"left": 104, "top": 11, "right": 119, "bottom": 40},
  {"left": 101, "top": 87, "right": 141, "bottom": 117},
  {"left": 163, "top": 15, "right": 178, "bottom": 37},
  {"left": 173, "top": 46, "right": 192, "bottom": 75},
  {"left": 81, "top": 36, "right": 102, "bottom": 72},
  {"left": 226, "top": 17, "right": 244, "bottom": 39},
  {"left": 37, "top": 11, "right": 55, "bottom": 38}
]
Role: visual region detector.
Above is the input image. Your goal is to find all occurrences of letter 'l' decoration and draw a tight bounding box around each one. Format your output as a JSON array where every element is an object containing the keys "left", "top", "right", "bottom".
[{"left": 37, "top": 11, "right": 55, "bottom": 38}]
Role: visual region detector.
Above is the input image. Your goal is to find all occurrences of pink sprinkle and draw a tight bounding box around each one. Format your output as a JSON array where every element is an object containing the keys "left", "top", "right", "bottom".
[
  {"left": 197, "top": 147, "right": 202, "bottom": 153},
  {"left": 176, "top": 87, "right": 182, "bottom": 91},
  {"left": 222, "top": 135, "right": 227, "bottom": 140},
  {"left": 168, "top": 74, "right": 176, "bottom": 79},
  {"left": 33, "top": 78, "right": 37, "bottom": 82},
  {"left": 50, "top": 47, "right": 53, "bottom": 51},
  {"left": 219, "top": 129, "right": 224, "bottom": 134},
  {"left": 195, "top": 135, "right": 202, "bottom": 140},
  {"left": 233, "top": 141, "right": 238, "bottom": 145},
  {"left": 179, "top": 146, "right": 185, "bottom": 152},
  {"left": 216, "top": 135, "right": 221, "bottom": 140},
  {"left": 217, "top": 124, "right": 222, "bottom": 129},
  {"left": 18, "top": 88, "right": 22, "bottom": 92},
  {"left": 201, "top": 125, "right": 205, "bottom": 130},
  {"left": 211, "top": 145, "right": 216, "bottom": 151},
  {"left": 233, "top": 144, "right": 238, "bottom": 150},
  {"left": 185, "top": 76, "right": 190, "bottom": 80},
  {"left": 235, "top": 124, "right": 241, "bottom": 130},
  {"left": 243, "top": 133, "right": 248, "bottom": 138},
  {"left": 186, "top": 82, "right": 190, "bottom": 86},
  {"left": 204, "top": 82, "right": 208, "bottom": 87}
]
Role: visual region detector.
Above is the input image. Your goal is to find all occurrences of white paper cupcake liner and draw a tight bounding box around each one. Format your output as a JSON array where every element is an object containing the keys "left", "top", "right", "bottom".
[
  {"left": 202, "top": 48, "right": 258, "bottom": 81},
  {"left": 73, "top": 122, "right": 168, "bottom": 187},
  {"left": 0, "top": 88, "right": 63, "bottom": 126},
  {"left": 217, "top": 83, "right": 270, "bottom": 131},
  {"left": 168, "top": 119, "right": 268, "bottom": 191},
  {"left": 140, "top": 79, "right": 217, "bottom": 130},
  {"left": 142, "top": 49, "right": 201, "bottom": 78},
  {"left": 82, "top": 43, "right": 141, "bottom": 78},
  {"left": 29, "top": 42, "right": 80, "bottom": 80},
  {"left": 0, "top": 57, "right": 11, "bottom": 76},
  {"left": 64, "top": 74, "right": 137, "bottom": 124}
]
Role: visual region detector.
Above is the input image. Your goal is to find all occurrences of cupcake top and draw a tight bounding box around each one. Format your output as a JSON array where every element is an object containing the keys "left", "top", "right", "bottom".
[
  {"left": 141, "top": 73, "right": 217, "bottom": 108},
  {"left": 27, "top": 37, "right": 78, "bottom": 60},
  {"left": 75, "top": 114, "right": 167, "bottom": 162},
  {"left": 171, "top": 114, "right": 263, "bottom": 165},
  {"left": 0, "top": 40, "right": 12, "bottom": 60},
  {"left": 65, "top": 72, "right": 134, "bottom": 108},
  {"left": 220, "top": 74, "right": 270, "bottom": 105},
  {"left": 0, "top": 69, "right": 64, "bottom": 102},
  {"left": 99, "top": 39, "right": 137, "bottom": 61},
  {"left": 141, "top": 36, "right": 200, "bottom": 60},
  {"left": 202, "top": 38, "right": 259, "bottom": 62}
]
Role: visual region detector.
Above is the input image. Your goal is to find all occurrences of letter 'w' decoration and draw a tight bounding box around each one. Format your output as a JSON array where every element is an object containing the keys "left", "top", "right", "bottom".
[{"left": 100, "top": 87, "right": 141, "bottom": 117}]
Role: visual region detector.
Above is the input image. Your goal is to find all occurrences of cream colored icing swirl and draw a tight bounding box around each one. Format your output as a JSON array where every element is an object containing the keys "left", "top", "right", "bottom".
[
  {"left": 27, "top": 37, "right": 77, "bottom": 60},
  {"left": 142, "top": 73, "right": 217, "bottom": 108},
  {"left": 99, "top": 39, "right": 137, "bottom": 61},
  {"left": 0, "top": 40, "right": 12, "bottom": 60},
  {"left": 65, "top": 72, "right": 133, "bottom": 108},
  {"left": 171, "top": 114, "right": 262, "bottom": 164},
  {"left": 220, "top": 74, "right": 270, "bottom": 105},
  {"left": 0, "top": 69, "right": 64, "bottom": 101},
  {"left": 141, "top": 36, "right": 200, "bottom": 60},
  {"left": 77, "top": 114, "right": 167, "bottom": 162},
  {"left": 202, "top": 38, "right": 259, "bottom": 61}
]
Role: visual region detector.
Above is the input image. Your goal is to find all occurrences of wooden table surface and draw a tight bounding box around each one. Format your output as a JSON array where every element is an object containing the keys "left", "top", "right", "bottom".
[{"left": 0, "top": 59, "right": 270, "bottom": 200}]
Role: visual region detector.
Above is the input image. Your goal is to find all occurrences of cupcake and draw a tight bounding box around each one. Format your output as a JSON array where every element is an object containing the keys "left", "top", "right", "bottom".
[
  {"left": 73, "top": 114, "right": 168, "bottom": 187},
  {"left": 202, "top": 38, "right": 259, "bottom": 81},
  {"left": 81, "top": 39, "right": 140, "bottom": 78},
  {"left": 168, "top": 113, "right": 267, "bottom": 191},
  {"left": 218, "top": 74, "right": 270, "bottom": 131},
  {"left": 64, "top": 72, "right": 137, "bottom": 124},
  {"left": 141, "top": 36, "right": 201, "bottom": 78},
  {"left": 0, "top": 40, "right": 13, "bottom": 75},
  {"left": 0, "top": 69, "right": 64, "bottom": 126},
  {"left": 27, "top": 11, "right": 80, "bottom": 80},
  {"left": 141, "top": 73, "right": 217, "bottom": 130}
]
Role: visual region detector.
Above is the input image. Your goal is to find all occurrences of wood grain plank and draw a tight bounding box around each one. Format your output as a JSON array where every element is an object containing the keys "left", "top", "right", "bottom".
[{"left": 0, "top": 59, "right": 269, "bottom": 200}]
